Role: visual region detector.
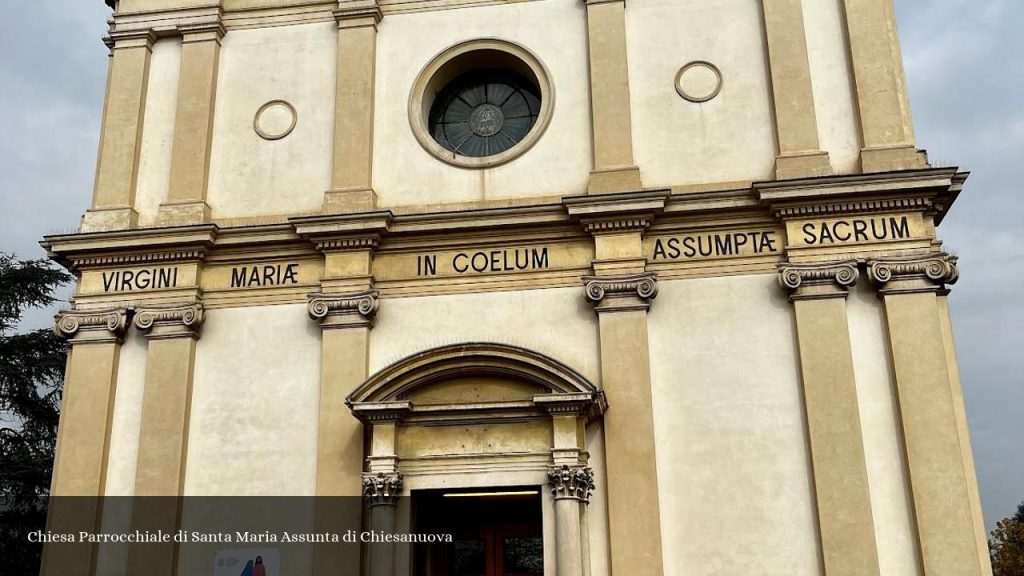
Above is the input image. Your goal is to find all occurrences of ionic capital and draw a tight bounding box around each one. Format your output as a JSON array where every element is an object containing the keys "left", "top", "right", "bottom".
[
  {"left": 54, "top": 308, "right": 129, "bottom": 345},
  {"left": 547, "top": 465, "right": 595, "bottom": 503},
  {"left": 779, "top": 260, "right": 859, "bottom": 301},
  {"left": 362, "top": 472, "right": 402, "bottom": 507},
  {"left": 582, "top": 272, "right": 658, "bottom": 312},
  {"left": 308, "top": 290, "right": 379, "bottom": 329},
  {"left": 867, "top": 253, "right": 959, "bottom": 296},
  {"left": 134, "top": 303, "right": 205, "bottom": 340}
]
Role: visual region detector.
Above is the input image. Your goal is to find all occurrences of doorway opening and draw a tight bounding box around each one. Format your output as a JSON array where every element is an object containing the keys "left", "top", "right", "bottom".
[{"left": 412, "top": 487, "right": 544, "bottom": 576}]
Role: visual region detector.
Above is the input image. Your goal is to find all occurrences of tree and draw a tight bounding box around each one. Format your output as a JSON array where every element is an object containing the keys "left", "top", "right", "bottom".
[
  {"left": 991, "top": 501, "right": 1024, "bottom": 576},
  {"left": 0, "top": 253, "right": 71, "bottom": 573}
]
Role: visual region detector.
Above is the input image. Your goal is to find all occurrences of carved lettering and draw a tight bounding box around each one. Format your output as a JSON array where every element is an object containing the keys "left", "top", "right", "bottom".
[
  {"left": 801, "top": 216, "right": 912, "bottom": 246},
  {"left": 418, "top": 247, "right": 550, "bottom": 277},
  {"left": 101, "top": 267, "right": 179, "bottom": 293},
  {"left": 651, "top": 231, "right": 780, "bottom": 261},
  {"left": 229, "top": 263, "right": 300, "bottom": 288}
]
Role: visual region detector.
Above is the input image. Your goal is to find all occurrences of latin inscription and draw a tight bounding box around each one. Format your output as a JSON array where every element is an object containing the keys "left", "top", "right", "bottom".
[
  {"left": 416, "top": 247, "right": 550, "bottom": 277},
  {"left": 230, "top": 263, "right": 299, "bottom": 288},
  {"left": 801, "top": 216, "right": 911, "bottom": 246},
  {"left": 102, "top": 267, "right": 179, "bottom": 293},
  {"left": 651, "top": 231, "right": 780, "bottom": 261}
]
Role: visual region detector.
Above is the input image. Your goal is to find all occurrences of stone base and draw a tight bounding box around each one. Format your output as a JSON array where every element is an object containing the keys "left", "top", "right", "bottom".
[
  {"left": 156, "top": 201, "right": 211, "bottom": 227},
  {"left": 775, "top": 151, "right": 832, "bottom": 180},
  {"left": 587, "top": 166, "right": 643, "bottom": 195},
  {"left": 323, "top": 187, "right": 378, "bottom": 214},
  {"left": 80, "top": 206, "right": 139, "bottom": 232},
  {"left": 860, "top": 145, "right": 929, "bottom": 173}
]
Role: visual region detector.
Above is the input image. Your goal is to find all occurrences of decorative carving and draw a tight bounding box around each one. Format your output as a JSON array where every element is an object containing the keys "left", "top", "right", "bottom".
[
  {"left": 773, "top": 197, "right": 933, "bottom": 219},
  {"left": 778, "top": 260, "right": 859, "bottom": 301},
  {"left": 308, "top": 290, "right": 379, "bottom": 328},
  {"left": 315, "top": 236, "right": 380, "bottom": 252},
  {"left": 580, "top": 217, "right": 653, "bottom": 234},
  {"left": 582, "top": 272, "right": 658, "bottom": 312},
  {"left": 134, "top": 303, "right": 205, "bottom": 339},
  {"left": 54, "top": 308, "right": 128, "bottom": 343},
  {"left": 867, "top": 253, "right": 959, "bottom": 295},
  {"left": 362, "top": 472, "right": 402, "bottom": 506},
  {"left": 547, "top": 465, "right": 595, "bottom": 503}
]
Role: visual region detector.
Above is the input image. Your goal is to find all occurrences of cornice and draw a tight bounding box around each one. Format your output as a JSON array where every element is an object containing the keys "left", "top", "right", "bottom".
[
  {"left": 42, "top": 225, "right": 217, "bottom": 273},
  {"left": 533, "top": 392, "right": 607, "bottom": 421},
  {"left": 54, "top": 308, "right": 129, "bottom": 344},
  {"left": 778, "top": 260, "right": 859, "bottom": 301},
  {"left": 564, "top": 190, "right": 670, "bottom": 234},
  {"left": 867, "top": 253, "right": 959, "bottom": 295},
  {"left": 582, "top": 272, "right": 658, "bottom": 313},
  {"left": 134, "top": 302, "right": 205, "bottom": 340}
]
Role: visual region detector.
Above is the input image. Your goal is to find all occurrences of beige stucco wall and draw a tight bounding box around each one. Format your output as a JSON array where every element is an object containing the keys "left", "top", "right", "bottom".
[
  {"left": 847, "top": 281, "right": 922, "bottom": 576},
  {"left": 369, "top": 287, "right": 600, "bottom": 384},
  {"left": 626, "top": 0, "right": 777, "bottom": 188},
  {"left": 206, "top": 23, "right": 336, "bottom": 220},
  {"left": 135, "top": 38, "right": 181, "bottom": 227},
  {"left": 184, "top": 304, "right": 321, "bottom": 495},
  {"left": 372, "top": 0, "right": 592, "bottom": 207},
  {"left": 648, "top": 274, "right": 821, "bottom": 575},
  {"left": 803, "top": 0, "right": 862, "bottom": 175}
]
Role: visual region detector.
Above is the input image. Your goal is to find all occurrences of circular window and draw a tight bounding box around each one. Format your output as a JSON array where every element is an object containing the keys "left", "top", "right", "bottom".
[{"left": 410, "top": 39, "right": 554, "bottom": 169}]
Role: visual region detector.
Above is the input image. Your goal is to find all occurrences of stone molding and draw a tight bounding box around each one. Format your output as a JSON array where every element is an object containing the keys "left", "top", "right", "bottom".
[
  {"left": 133, "top": 303, "right": 205, "bottom": 340},
  {"left": 334, "top": 0, "right": 383, "bottom": 27},
  {"left": 547, "top": 465, "right": 595, "bottom": 503},
  {"left": 779, "top": 260, "right": 859, "bottom": 301},
  {"left": 362, "top": 472, "right": 402, "bottom": 506},
  {"left": 582, "top": 272, "right": 658, "bottom": 312},
  {"left": 308, "top": 290, "right": 380, "bottom": 329},
  {"left": 867, "top": 253, "right": 958, "bottom": 295},
  {"left": 54, "top": 308, "right": 129, "bottom": 344}
]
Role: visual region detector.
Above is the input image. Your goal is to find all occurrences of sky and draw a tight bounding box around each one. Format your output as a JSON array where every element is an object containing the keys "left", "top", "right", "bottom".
[{"left": 0, "top": 1, "right": 1021, "bottom": 529}]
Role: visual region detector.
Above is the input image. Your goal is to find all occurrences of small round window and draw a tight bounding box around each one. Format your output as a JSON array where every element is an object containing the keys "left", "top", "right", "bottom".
[
  {"left": 428, "top": 70, "right": 541, "bottom": 158},
  {"left": 410, "top": 39, "right": 554, "bottom": 169}
]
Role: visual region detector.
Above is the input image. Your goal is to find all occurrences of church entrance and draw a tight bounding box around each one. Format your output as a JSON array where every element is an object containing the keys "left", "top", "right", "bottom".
[{"left": 412, "top": 488, "right": 544, "bottom": 576}]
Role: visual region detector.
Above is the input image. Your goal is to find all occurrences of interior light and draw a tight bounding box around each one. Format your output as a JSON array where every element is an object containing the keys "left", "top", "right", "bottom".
[{"left": 442, "top": 490, "right": 539, "bottom": 498}]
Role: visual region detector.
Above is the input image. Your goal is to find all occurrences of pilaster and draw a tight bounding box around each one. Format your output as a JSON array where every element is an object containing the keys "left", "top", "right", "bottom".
[
  {"left": 41, "top": 309, "right": 128, "bottom": 576},
  {"left": 157, "top": 17, "right": 225, "bottom": 226},
  {"left": 842, "top": 0, "right": 928, "bottom": 172},
  {"left": 126, "top": 302, "right": 205, "bottom": 576},
  {"left": 581, "top": 0, "right": 642, "bottom": 194},
  {"left": 83, "top": 30, "right": 156, "bottom": 232},
  {"left": 779, "top": 261, "right": 882, "bottom": 576},
  {"left": 324, "top": 0, "right": 383, "bottom": 214},
  {"left": 867, "top": 253, "right": 982, "bottom": 576},
  {"left": 762, "top": 0, "right": 832, "bottom": 179}
]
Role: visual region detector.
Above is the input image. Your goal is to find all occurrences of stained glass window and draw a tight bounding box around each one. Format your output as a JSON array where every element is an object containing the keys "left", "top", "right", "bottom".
[{"left": 428, "top": 70, "right": 542, "bottom": 158}]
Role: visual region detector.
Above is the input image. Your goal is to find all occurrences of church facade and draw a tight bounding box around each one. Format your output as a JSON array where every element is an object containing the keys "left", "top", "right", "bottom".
[{"left": 41, "top": 0, "right": 990, "bottom": 575}]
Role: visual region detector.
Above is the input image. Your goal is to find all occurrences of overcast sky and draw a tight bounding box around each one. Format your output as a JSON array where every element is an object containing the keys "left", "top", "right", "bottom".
[{"left": 1, "top": 1, "right": 1020, "bottom": 528}]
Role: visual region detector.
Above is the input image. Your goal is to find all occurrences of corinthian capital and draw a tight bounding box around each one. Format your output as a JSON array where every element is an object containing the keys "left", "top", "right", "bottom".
[
  {"left": 362, "top": 472, "right": 402, "bottom": 506},
  {"left": 778, "top": 260, "right": 859, "bottom": 301},
  {"left": 54, "top": 308, "right": 128, "bottom": 344},
  {"left": 582, "top": 272, "right": 658, "bottom": 313},
  {"left": 308, "top": 290, "right": 379, "bottom": 329},
  {"left": 134, "top": 303, "right": 205, "bottom": 340},
  {"left": 548, "top": 465, "right": 595, "bottom": 503},
  {"left": 867, "top": 253, "right": 959, "bottom": 295}
]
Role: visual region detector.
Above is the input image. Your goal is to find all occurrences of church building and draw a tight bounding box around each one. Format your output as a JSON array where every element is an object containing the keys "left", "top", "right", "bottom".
[{"left": 41, "top": 0, "right": 990, "bottom": 574}]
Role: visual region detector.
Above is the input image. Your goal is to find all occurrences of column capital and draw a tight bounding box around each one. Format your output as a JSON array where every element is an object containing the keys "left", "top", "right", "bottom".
[
  {"left": 133, "top": 302, "right": 205, "bottom": 340},
  {"left": 54, "top": 308, "right": 129, "bottom": 344},
  {"left": 178, "top": 21, "right": 227, "bottom": 44},
  {"left": 334, "top": 0, "right": 382, "bottom": 28},
  {"left": 583, "top": 272, "right": 658, "bottom": 313},
  {"left": 362, "top": 472, "right": 402, "bottom": 507},
  {"left": 779, "top": 260, "right": 859, "bottom": 301},
  {"left": 308, "top": 290, "right": 379, "bottom": 329},
  {"left": 548, "top": 465, "right": 595, "bottom": 503},
  {"left": 103, "top": 29, "right": 158, "bottom": 51},
  {"left": 867, "top": 253, "right": 958, "bottom": 295}
]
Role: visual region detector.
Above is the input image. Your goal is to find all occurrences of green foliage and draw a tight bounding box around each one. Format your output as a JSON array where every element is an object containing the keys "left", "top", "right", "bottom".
[
  {"left": 991, "top": 502, "right": 1024, "bottom": 576},
  {"left": 0, "top": 253, "right": 71, "bottom": 574}
]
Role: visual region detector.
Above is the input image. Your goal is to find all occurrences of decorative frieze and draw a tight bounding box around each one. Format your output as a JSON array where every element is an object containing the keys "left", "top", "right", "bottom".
[
  {"left": 362, "top": 472, "right": 402, "bottom": 506},
  {"left": 779, "top": 260, "right": 859, "bottom": 301},
  {"left": 134, "top": 303, "right": 205, "bottom": 340},
  {"left": 548, "top": 465, "right": 595, "bottom": 503},
  {"left": 54, "top": 308, "right": 129, "bottom": 344},
  {"left": 867, "top": 253, "right": 959, "bottom": 295},
  {"left": 582, "top": 272, "right": 658, "bottom": 312},
  {"left": 308, "top": 290, "right": 379, "bottom": 329}
]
